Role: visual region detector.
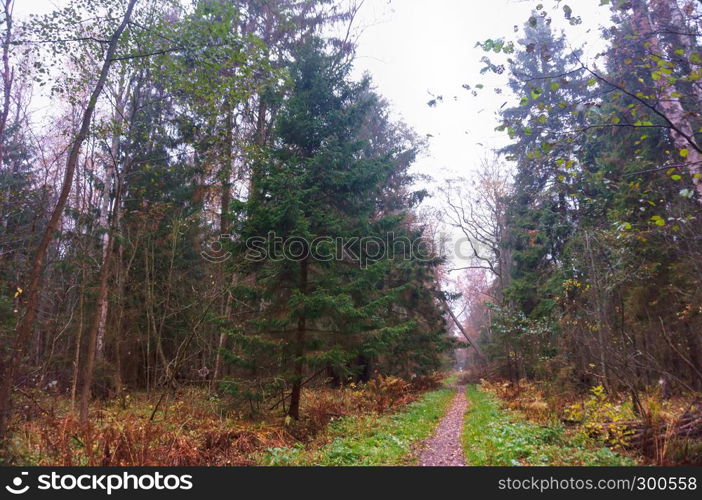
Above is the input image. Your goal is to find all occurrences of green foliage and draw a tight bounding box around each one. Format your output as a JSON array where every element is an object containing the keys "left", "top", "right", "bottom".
[
  {"left": 1, "top": 0, "right": 456, "bottom": 461},
  {"left": 261, "top": 385, "right": 454, "bottom": 466},
  {"left": 481, "top": 304, "right": 556, "bottom": 380},
  {"left": 463, "top": 386, "right": 634, "bottom": 466},
  {"left": 224, "top": 41, "right": 449, "bottom": 411},
  {"left": 563, "top": 385, "right": 636, "bottom": 449},
  {"left": 476, "top": 2, "right": 702, "bottom": 395}
]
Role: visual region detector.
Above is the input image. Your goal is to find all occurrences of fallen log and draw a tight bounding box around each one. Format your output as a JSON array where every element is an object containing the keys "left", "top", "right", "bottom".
[{"left": 589, "top": 414, "right": 702, "bottom": 451}]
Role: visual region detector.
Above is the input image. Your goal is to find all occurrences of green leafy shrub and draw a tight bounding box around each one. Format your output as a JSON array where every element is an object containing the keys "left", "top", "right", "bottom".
[{"left": 563, "top": 385, "right": 635, "bottom": 449}]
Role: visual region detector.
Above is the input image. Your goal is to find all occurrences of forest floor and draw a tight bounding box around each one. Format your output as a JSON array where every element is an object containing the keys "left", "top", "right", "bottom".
[
  {"left": 260, "top": 382, "right": 455, "bottom": 465},
  {"left": 417, "top": 381, "right": 636, "bottom": 467},
  {"left": 6, "top": 375, "right": 450, "bottom": 466},
  {"left": 462, "top": 384, "right": 635, "bottom": 466},
  {"left": 11, "top": 375, "right": 694, "bottom": 466},
  {"left": 261, "top": 379, "right": 639, "bottom": 466}
]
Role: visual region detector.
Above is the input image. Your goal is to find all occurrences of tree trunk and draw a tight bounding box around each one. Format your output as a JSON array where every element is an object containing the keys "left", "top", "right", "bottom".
[
  {"left": 631, "top": 0, "right": 702, "bottom": 200},
  {"left": 212, "top": 109, "right": 234, "bottom": 387},
  {"left": 0, "top": 0, "right": 13, "bottom": 169},
  {"left": 70, "top": 258, "right": 87, "bottom": 410},
  {"left": 584, "top": 231, "right": 611, "bottom": 391},
  {"left": 78, "top": 195, "right": 118, "bottom": 422},
  {"left": 649, "top": 0, "right": 702, "bottom": 105},
  {"left": 442, "top": 297, "right": 485, "bottom": 360},
  {"left": 95, "top": 81, "right": 127, "bottom": 362},
  {"left": 288, "top": 258, "right": 308, "bottom": 420},
  {"left": 0, "top": 0, "right": 138, "bottom": 439},
  {"left": 78, "top": 151, "right": 131, "bottom": 422}
]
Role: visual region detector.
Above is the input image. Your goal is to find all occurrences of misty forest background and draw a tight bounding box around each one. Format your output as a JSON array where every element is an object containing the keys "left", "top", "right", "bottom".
[{"left": 1, "top": 0, "right": 702, "bottom": 465}]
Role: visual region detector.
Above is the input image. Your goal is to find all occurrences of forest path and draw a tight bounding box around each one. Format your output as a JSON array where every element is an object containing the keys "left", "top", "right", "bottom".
[{"left": 418, "top": 385, "right": 467, "bottom": 466}]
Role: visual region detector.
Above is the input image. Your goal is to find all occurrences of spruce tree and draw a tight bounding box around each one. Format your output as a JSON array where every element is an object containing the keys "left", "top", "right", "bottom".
[{"left": 225, "top": 41, "right": 449, "bottom": 418}]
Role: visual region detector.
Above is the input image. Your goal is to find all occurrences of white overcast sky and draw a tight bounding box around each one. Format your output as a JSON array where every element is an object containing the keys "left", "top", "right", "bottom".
[{"left": 348, "top": 0, "right": 608, "bottom": 183}]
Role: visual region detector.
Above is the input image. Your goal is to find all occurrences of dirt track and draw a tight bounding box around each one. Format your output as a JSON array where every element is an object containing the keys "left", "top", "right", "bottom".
[{"left": 418, "top": 387, "right": 467, "bottom": 466}]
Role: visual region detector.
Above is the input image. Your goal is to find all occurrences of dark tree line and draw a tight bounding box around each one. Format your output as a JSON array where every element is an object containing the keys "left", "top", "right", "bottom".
[
  {"left": 459, "top": 0, "right": 702, "bottom": 398},
  {"left": 0, "top": 0, "right": 451, "bottom": 454}
]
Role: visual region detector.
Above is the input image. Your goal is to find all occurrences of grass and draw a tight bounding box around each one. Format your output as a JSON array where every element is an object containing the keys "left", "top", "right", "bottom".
[
  {"left": 462, "top": 385, "right": 636, "bottom": 466},
  {"left": 260, "top": 384, "right": 455, "bottom": 466}
]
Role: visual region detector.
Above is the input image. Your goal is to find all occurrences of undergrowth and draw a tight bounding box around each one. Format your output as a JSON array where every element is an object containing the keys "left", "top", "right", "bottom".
[
  {"left": 9, "top": 389, "right": 292, "bottom": 466},
  {"left": 477, "top": 378, "right": 701, "bottom": 465},
  {"left": 462, "top": 385, "right": 635, "bottom": 466},
  {"left": 260, "top": 385, "right": 455, "bottom": 466},
  {"left": 6, "top": 374, "right": 443, "bottom": 466}
]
